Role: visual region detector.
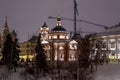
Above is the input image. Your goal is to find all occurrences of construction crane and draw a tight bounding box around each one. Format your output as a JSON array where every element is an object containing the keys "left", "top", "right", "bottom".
[
  {"left": 73, "top": 0, "right": 79, "bottom": 36},
  {"left": 48, "top": 0, "right": 109, "bottom": 39},
  {"left": 69, "top": 31, "right": 96, "bottom": 34},
  {"left": 108, "top": 22, "right": 120, "bottom": 29},
  {"left": 48, "top": 16, "right": 109, "bottom": 29}
]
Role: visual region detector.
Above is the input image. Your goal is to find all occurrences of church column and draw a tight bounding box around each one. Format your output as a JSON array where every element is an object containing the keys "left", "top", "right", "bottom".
[{"left": 64, "top": 43, "right": 68, "bottom": 61}]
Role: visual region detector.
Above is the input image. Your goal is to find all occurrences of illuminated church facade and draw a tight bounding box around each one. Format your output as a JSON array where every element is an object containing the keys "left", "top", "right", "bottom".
[{"left": 40, "top": 17, "right": 78, "bottom": 62}]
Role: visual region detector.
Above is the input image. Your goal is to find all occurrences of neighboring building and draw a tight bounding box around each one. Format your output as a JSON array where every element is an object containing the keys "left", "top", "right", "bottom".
[
  {"left": 90, "top": 23, "right": 120, "bottom": 63},
  {"left": 19, "top": 36, "right": 37, "bottom": 62}
]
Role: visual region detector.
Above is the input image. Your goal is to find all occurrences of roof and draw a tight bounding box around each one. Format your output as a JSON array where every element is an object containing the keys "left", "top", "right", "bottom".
[
  {"left": 41, "top": 40, "right": 49, "bottom": 44},
  {"left": 69, "top": 40, "right": 78, "bottom": 44},
  {"left": 71, "top": 33, "right": 82, "bottom": 40},
  {"left": 98, "top": 23, "right": 120, "bottom": 36},
  {"left": 42, "top": 22, "right": 48, "bottom": 28},
  {"left": 27, "top": 35, "right": 38, "bottom": 42},
  {"left": 51, "top": 26, "right": 66, "bottom": 32}
]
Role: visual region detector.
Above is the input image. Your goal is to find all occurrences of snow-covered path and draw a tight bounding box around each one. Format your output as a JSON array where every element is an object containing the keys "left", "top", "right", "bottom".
[{"left": 95, "top": 64, "right": 120, "bottom": 80}]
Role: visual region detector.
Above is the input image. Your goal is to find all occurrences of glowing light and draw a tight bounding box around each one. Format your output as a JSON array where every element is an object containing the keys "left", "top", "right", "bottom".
[
  {"left": 69, "top": 40, "right": 77, "bottom": 44},
  {"left": 60, "top": 35, "right": 65, "bottom": 39},
  {"left": 41, "top": 40, "right": 49, "bottom": 44},
  {"left": 53, "top": 35, "right": 57, "bottom": 39}
]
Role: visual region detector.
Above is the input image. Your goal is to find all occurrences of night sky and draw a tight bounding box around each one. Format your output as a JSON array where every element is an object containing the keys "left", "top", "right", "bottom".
[{"left": 0, "top": 0, "right": 120, "bottom": 42}]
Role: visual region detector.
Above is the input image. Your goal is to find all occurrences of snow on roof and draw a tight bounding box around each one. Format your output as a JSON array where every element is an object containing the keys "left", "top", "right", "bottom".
[
  {"left": 98, "top": 23, "right": 120, "bottom": 36},
  {"left": 41, "top": 40, "right": 49, "bottom": 44},
  {"left": 69, "top": 40, "right": 78, "bottom": 44}
]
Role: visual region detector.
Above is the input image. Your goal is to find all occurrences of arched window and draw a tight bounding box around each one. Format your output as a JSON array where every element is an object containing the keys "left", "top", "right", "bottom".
[
  {"left": 69, "top": 40, "right": 78, "bottom": 61},
  {"left": 59, "top": 46, "right": 64, "bottom": 61}
]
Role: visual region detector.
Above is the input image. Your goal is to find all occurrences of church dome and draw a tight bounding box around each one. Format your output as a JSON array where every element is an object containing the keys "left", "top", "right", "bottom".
[
  {"left": 51, "top": 17, "right": 66, "bottom": 32},
  {"left": 52, "top": 26, "right": 66, "bottom": 32}
]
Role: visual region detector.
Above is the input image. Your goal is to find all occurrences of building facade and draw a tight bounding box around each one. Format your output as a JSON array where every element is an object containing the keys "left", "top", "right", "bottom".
[
  {"left": 40, "top": 17, "right": 78, "bottom": 62},
  {"left": 19, "top": 38, "right": 37, "bottom": 62},
  {"left": 90, "top": 23, "right": 120, "bottom": 63}
]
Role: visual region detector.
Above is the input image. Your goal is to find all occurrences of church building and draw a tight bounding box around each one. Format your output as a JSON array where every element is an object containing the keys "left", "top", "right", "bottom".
[{"left": 40, "top": 17, "right": 78, "bottom": 62}]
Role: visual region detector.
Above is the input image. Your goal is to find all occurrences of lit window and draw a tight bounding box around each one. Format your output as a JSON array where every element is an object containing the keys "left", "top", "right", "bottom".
[
  {"left": 69, "top": 50, "right": 76, "bottom": 61},
  {"left": 70, "top": 44, "right": 77, "bottom": 49},
  {"left": 49, "top": 36, "right": 51, "bottom": 39},
  {"left": 102, "top": 41, "right": 107, "bottom": 48},
  {"left": 74, "top": 45, "right": 77, "bottom": 49},
  {"left": 54, "top": 49, "right": 57, "bottom": 60},
  {"left": 109, "top": 39, "right": 116, "bottom": 50},
  {"left": 60, "top": 35, "right": 65, "bottom": 39},
  {"left": 46, "top": 28, "right": 49, "bottom": 30},
  {"left": 66, "top": 36, "right": 69, "bottom": 39},
  {"left": 59, "top": 54, "right": 64, "bottom": 61},
  {"left": 111, "top": 42, "right": 115, "bottom": 48},
  {"left": 59, "top": 46, "right": 64, "bottom": 61},
  {"left": 53, "top": 35, "right": 57, "bottom": 39},
  {"left": 70, "top": 44, "right": 74, "bottom": 49}
]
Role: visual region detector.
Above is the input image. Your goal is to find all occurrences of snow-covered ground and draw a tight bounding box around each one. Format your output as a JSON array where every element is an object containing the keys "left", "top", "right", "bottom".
[
  {"left": 0, "top": 64, "right": 120, "bottom": 80},
  {"left": 0, "top": 66, "right": 51, "bottom": 80},
  {"left": 95, "top": 63, "right": 120, "bottom": 80}
]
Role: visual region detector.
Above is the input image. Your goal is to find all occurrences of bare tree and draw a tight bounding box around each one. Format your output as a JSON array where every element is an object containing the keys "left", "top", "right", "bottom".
[{"left": 77, "top": 35, "right": 105, "bottom": 80}]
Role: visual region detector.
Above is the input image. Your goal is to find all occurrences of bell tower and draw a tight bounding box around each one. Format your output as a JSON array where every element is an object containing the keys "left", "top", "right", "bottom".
[
  {"left": 2, "top": 16, "right": 9, "bottom": 43},
  {"left": 40, "top": 22, "right": 50, "bottom": 41}
]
